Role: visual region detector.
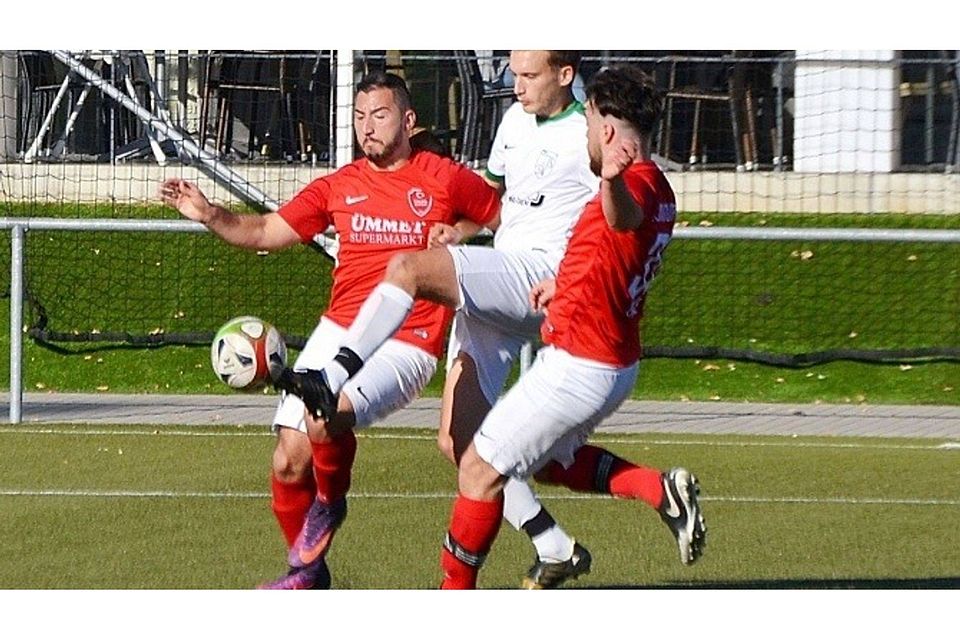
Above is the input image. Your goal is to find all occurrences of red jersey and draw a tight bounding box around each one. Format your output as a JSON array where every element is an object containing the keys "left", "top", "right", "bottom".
[
  {"left": 278, "top": 150, "right": 499, "bottom": 357},
  {"left": 542, "top": 161, "right": 676, "bottom": 366}
]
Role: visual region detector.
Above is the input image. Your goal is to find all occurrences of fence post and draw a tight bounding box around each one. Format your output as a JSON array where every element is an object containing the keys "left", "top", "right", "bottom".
[
  {"left": 335, "top": 49, "right": 355, "bottom": 168},
  {"left": 9, "top": 224, "right": 24, "bottom": 424}
]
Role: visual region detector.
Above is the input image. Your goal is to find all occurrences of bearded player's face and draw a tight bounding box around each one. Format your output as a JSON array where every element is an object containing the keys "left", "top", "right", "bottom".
[{"left": 354, "top": 87, "right": 412, "bottom": 164}]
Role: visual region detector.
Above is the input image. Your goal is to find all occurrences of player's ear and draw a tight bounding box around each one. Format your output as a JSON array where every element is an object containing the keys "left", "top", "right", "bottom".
[
  {"left": 557, "top": 64, "right": 574, "bottom": 88},
  {"left": 404, "top": 108, "right": 417, "bottom": 132},
  {"left": 602, "top": 119, "right": 616, "bottom": 143}
]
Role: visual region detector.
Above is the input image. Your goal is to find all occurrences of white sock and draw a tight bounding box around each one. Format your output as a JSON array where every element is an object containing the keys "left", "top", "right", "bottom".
[
  {"left": 530, "top": 526, "right": 575, "bottom": 564},
  {"left": 503, "top": 477, "right": 542, "bottom": 530},
  {"left": 503, "top": 477, "right": 575, "bottom": 563},
  {"left": 324, "top": 282, "right": 413, "bottom": 394}
]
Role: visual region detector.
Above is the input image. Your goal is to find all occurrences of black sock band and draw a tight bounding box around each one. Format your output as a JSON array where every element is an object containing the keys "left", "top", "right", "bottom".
[
  {"left": 521, "top": 508, "right": 557, "bottom": 539},
  {"left": 595, "top": 451, "right": 618, "bottom": 494},
  {"left": 443, "top": 532, "right": 486, "bottom": 568},
  {"left": 333, "top": 347, "right": 363, "bottom": 378}
]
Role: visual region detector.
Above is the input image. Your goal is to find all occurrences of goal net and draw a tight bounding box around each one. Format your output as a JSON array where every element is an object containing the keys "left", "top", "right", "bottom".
[{"left": 0, "top": 50, "right": 958, "bottom": 364}]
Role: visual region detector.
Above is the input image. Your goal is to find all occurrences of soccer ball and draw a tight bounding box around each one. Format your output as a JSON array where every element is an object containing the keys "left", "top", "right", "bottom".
[{"left": 210, "top": 316, "right": 287, "bottom": 391}]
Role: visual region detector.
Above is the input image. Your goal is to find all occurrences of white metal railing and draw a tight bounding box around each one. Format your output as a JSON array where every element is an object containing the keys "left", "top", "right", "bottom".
[{"left": 3, "top": 218, "right": 960, "bottom": 423}]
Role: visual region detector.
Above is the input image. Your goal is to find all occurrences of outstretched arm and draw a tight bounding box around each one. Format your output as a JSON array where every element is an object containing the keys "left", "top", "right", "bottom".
[{"left": 159, "top": 178, "right": 300, "bottom": 251}]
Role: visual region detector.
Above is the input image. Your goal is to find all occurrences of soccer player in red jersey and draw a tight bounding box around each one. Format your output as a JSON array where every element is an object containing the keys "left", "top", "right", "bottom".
[
  {"left": 159, "top": 72, "right": 500, "bottom": 589},
  {"left": 437, "top": 65, "right": 708, "bottom": 588}
]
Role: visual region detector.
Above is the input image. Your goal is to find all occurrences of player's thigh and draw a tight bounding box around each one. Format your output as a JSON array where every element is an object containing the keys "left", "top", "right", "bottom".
[
  {"left": 473, "top": 347, "right": 638, "bottom": 478},
  {"left": 447, "top": 245, "right": 551, "bottom": 335}
]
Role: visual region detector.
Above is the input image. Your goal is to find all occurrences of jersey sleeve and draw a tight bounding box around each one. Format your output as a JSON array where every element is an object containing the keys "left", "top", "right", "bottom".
[
  {"left": 485, "top": 110, "right": 509, "bottom": 181},
  {"left": 276, "top": 177, "right": 333, "bottom": 242},
  {"left": 448, "top": 163, "right": 501, "bottom": 226}
]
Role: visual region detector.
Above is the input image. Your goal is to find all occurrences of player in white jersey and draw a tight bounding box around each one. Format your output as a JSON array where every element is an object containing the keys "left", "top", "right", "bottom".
[{"left": 278, "top": 51, "right": 600, "bottom": 588}]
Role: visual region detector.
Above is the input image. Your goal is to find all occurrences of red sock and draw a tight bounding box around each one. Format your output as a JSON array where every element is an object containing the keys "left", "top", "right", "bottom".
[
  {"left": 608, "top": 459, "right": 664, "bottom": 509},
  {"left": 270, "top": 472, "right": 316, "bottom": 548},
  {"left": 440, "top": 493, "right": 503, "bottom": 590},
  {"left": 311, "top": 430, "right": 358, "bottom": 504},
  {"left": 540, "top": 445, "right": 664, "bottom": 509}
]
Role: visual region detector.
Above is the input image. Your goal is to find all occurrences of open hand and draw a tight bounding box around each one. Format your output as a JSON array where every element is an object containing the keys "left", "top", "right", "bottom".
[{"left": 158, "top": 178, "right": 212, "bottom": 223}]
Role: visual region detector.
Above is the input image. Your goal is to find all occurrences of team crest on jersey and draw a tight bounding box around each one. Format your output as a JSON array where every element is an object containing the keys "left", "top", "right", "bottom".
[
  {"left": 407, "top": 188, "right": 433, "bottom": 217},
  {"left": 534, "top": 150, "right": 558, "bottom": 178}
]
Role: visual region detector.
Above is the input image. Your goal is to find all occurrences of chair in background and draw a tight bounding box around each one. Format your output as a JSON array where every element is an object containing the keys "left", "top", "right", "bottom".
[
  {"left": 452, "top": 50, "right": 514, "bottom": 167},
  {"left": 656, "top": 53, "right": 760, "bottom": 171},
  {"left": 199, "top": 52, "right": 319, "bottom": 161}
]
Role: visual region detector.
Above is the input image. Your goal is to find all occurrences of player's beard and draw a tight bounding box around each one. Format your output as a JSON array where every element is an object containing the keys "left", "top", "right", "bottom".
[
  {"left": 363, "top": 134, "right": 402, "bottom": 165},
  {"left": 588, "top": 144, "right": 602, "bottom": 177}
]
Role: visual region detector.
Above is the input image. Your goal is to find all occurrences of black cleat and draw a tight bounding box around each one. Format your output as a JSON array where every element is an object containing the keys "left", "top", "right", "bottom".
[
  {"left": 520, "top": 542, "right": 592, "bottom": 589},
  {"left": 274, "top": 367, "right": 338, "bottom": 421},
  {"left": 657, "top": 467, "right": 707, "bottom": 565}
]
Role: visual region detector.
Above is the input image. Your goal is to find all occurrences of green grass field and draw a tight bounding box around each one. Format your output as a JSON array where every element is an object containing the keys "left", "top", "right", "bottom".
[{"left": 1, "top": 424, "right": 957, "bottom": 589}]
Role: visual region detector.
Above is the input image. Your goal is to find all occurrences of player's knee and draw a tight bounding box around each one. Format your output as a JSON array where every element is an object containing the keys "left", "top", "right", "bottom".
[
  {"left": 457, "top": 447, "right": 503, "bottom": 501},
  {"left": 272, "top": 430, "right": 312, "bottom": 482},
  {"left": 436, "top": 430, "right": 456, "bottom": 465},
  {"left": 384, "top": 253, "right": 419, "bottom": 292}
]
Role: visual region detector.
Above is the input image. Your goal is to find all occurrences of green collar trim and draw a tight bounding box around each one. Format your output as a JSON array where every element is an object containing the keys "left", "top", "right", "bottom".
[
  {"left": 535, "top": 100, "right": 584, "bottom": 125},
  {"left": 484, "top": 168, "right": 505, "bottom": 183}
]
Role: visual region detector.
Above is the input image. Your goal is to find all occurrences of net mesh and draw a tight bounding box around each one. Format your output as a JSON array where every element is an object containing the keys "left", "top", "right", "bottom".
[{"left": 0, "top": 50, "right": 958, "bottom": 363}]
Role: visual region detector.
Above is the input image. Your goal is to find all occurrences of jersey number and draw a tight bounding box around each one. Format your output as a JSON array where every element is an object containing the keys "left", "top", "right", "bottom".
[{"left": 626, "top": 232, "right": 671, "bottom": 318}]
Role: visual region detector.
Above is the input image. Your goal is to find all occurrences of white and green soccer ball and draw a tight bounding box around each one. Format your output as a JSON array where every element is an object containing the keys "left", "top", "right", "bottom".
[{"left": 210, "top": 316, "right": 287, "bottom": 391}]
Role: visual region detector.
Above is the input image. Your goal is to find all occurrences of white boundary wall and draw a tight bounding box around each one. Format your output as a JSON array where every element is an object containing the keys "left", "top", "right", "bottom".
[
  {"left": 3, "top": 163, "right": 959, "bottom": 214},
  {"left": 794, "top": 50, "right": 901, "bottom": 173}
]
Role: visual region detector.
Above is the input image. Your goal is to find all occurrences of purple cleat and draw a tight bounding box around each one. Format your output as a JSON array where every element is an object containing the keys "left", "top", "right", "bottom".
[
  {"left": 259, "top": 559, "right": 331, "bottom": 590},
  {"left": 288, "top": 496, "right": 348, "bottom": 569}
]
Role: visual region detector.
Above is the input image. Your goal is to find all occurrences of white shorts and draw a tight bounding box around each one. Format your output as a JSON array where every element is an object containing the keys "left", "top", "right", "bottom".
[
  {"left": 445, "top": 245, "right": 557, "bottom": 405},
  {"left": 272, "top": 316, "right": 437, "bottom": 432},
  {"left": 473, "top": 346, "right": 638, "bottom": 479}
]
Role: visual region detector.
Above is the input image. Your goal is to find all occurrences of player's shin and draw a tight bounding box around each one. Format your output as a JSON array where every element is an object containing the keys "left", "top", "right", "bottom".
[
  {"left": 440, "top": 493, "right": 503, "bottom": 589},
  {"left": 310, "top": 430, "right": 358, "bottom": 504},
  {"left": 325, "top": 283, "right": 414, "bottom": 394},
  {"left": 270, "top": 472, "right": 317, "bottom": 548},
  {"left": 504, "top": 478, "right": 574, "bottom": 563}
]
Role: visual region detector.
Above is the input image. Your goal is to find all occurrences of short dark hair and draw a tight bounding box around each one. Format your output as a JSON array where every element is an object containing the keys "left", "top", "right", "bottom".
[
  {"left": 546, "top": 50, "right": 581, "bottom": 74},
  {"left": 585, "top": 64, "right": 662, "bottom": 136},
  {"left": 356, "top": 71, "right": 412, "bottom": 111}
]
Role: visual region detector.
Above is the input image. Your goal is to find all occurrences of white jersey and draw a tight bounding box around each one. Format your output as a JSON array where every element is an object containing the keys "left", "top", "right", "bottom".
[{"left": 486, "top": 100, "right": 599, "bottom": 267}]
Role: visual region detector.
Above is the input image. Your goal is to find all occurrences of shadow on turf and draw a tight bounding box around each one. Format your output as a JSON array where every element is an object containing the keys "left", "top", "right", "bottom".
[{"left": 589, "top": 576, "right": 960, "bottom": 589}]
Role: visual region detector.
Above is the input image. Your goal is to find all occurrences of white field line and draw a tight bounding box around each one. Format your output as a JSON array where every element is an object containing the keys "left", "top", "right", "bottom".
[
  {"left": 0, "top": 488, "right": 957, "bottom": 506},
  {"left": 0, "top": 427, "right": 956, "bottom": 451}
]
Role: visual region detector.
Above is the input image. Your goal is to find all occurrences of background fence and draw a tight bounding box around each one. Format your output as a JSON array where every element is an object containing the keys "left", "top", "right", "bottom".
[{"left": 0, "top": 50, "right": 958, "bottom": 368}]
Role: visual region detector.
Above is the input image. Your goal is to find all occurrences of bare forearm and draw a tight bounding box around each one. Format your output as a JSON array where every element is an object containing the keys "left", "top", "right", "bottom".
[
  {"left": 203, "top": 208, "right": 297, "bottom": 251},
  {"left": 600, "top": 176, "right": 643, "bottom": 231}
]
